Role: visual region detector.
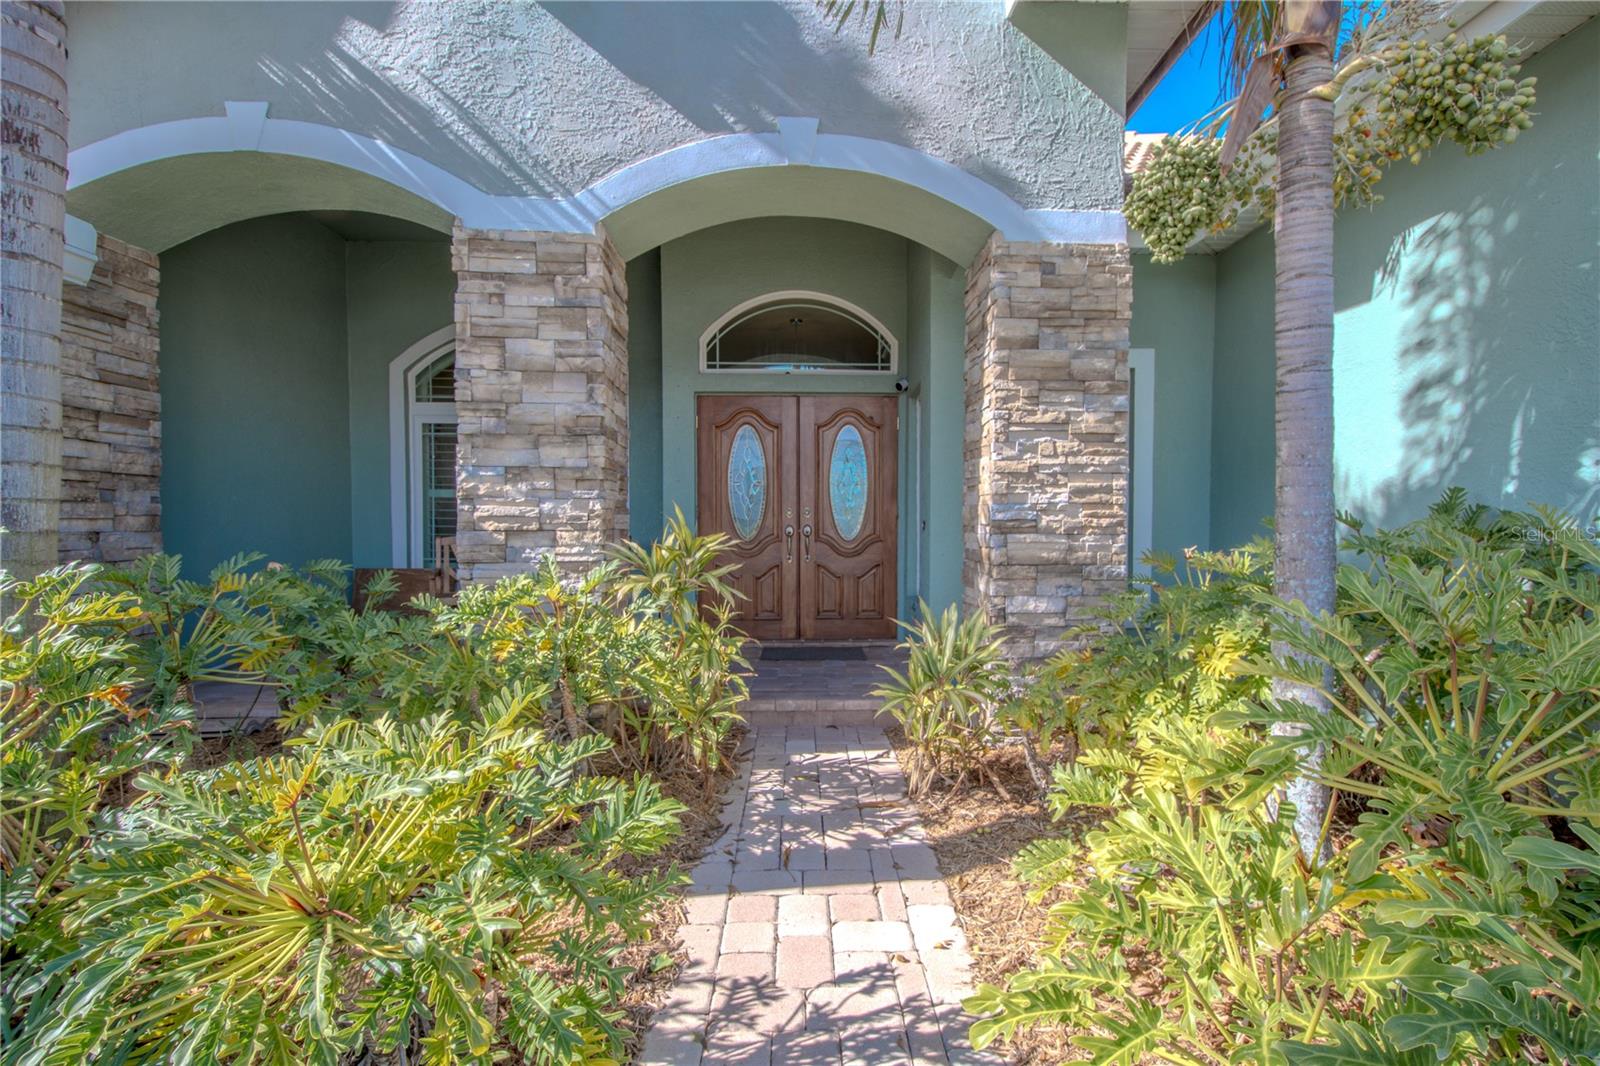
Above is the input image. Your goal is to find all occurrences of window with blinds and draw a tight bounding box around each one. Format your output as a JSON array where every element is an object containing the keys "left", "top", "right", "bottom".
[{"left": 420, "top": 421, "right": 457, "bottom": 567}]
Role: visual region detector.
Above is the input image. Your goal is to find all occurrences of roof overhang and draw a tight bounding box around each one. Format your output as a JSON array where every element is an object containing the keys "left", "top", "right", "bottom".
[
  {"left": 1125, "top": 1, "right": 1219, "bottom": 115},
  {"left": 1004, "top": 0, "right": 1216, "bottom": 115},
  {"left": 1005, "top": 0, "right": 1131, "bottom": 113}
]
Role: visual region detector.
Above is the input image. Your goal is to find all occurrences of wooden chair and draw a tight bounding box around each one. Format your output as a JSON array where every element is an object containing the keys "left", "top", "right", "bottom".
[{"left": 430, "top": 536, "right": 460, "bottom": 597}]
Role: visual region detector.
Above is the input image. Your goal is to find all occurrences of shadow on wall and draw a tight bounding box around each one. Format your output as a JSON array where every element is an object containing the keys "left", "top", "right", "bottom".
[
  {"left": 254, "top": 4, "right": 570, "bottom": 198},
  {"left": 541, "top": 1, "right": 901, "bottom": 138},
  {"left": 1333, "top": 186, "right": 1599, "bottom": 528},
  {"left": 252, "top": 1, "right": 901, "bottom": 200}
]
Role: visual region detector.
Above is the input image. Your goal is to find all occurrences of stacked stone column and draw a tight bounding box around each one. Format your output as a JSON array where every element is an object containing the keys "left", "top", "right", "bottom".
[
  {"left": 451, "top": 225, "right": 629, "bottom": 582},
  {"left": 58, "top": 234, "right": 162, "bottom": 562},
  {"left": 963, "top": 234, "right": 1132, "bottom": 660}
]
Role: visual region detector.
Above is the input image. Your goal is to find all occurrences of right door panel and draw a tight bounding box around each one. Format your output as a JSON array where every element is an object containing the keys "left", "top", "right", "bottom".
[{"left": 799, "top": 395, "right": 898, "bottom": 640}]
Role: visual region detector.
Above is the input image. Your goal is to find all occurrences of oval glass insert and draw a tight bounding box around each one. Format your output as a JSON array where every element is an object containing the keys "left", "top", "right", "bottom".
[
  {"left": 727, "top": 424, "right": 766, "bottom": 541},
  {"left": 829, "top": 424, "right": 868, "bottom": 540}
]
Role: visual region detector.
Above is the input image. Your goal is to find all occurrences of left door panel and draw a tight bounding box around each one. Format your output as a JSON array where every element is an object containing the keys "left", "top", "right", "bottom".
[{"left": 696, "top": 395, "right": 799, "bottom": 640}]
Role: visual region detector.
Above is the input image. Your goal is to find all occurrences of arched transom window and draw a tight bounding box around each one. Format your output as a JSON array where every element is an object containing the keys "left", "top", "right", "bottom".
[{"left": 701, "top": 291, "right": 896, "bottom": 373}]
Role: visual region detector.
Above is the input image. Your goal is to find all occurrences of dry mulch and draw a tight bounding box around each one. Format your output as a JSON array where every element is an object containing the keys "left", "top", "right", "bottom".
[{"left": 884, "top": 731, "right": 1093, "bottom": 1065}]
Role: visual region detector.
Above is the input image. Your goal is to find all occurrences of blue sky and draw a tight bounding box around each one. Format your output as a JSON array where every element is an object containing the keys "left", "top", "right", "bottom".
[{"left": 1127, "top": 15, "right": 1230, "bottom": 133}]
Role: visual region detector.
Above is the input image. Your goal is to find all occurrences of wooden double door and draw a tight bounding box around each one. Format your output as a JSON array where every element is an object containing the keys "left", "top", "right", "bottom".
[{"left": 697, "top": 395, "right": 897, "bottom": 641}]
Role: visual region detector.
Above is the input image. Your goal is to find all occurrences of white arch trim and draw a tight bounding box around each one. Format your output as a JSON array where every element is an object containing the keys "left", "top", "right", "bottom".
[
  {"left": 68, "top": 106, "right": 1126, "bottom": 248},
  {"left": 388, "top": 325, "right": 457, "bottom": 568},
  {"left": 698, "top": 289, "right": 900, "bottom": 374}
]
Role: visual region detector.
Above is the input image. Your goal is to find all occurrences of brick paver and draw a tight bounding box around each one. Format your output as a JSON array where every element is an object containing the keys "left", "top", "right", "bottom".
[{"left": 638, "top": 724, "right": 999, "bottom": 1066}]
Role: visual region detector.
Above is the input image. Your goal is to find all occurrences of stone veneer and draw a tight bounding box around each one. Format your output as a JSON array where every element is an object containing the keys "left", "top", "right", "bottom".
[
  {"left": 452, "top": 225, "right": 629, "bottom": 581},
  {"left": 963, "top": 234, "right": 1132, "bottom": 660},
  {"left": 58, "top": 235, "right": 162, "bottom": 563}
]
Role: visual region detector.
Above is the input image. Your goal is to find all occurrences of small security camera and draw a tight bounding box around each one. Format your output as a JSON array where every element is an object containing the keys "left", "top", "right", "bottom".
[{"left": 894, "top": 377, "right": 910, "bottom": 393}]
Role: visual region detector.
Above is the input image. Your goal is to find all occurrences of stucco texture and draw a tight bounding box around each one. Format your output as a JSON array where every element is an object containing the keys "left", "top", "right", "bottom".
[
  {"left": 63, "top": 0, "right": 1123, "bottom": 212},
  {"left": 1138, "top": 16, "right": 1600, "bottom": 550}
]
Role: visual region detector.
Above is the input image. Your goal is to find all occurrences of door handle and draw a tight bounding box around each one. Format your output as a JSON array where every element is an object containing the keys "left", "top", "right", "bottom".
[
  {"left": 784, "top": 524, "right": 795, "bottom": 562},
  {"left": 801, "top": 523, "right": 813, "bottom": 562}
]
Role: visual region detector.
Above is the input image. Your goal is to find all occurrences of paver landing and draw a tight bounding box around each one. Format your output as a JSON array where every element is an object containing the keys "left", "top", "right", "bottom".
[{"left": 639, "top": 723, "right": 999, "bottom": 1066}]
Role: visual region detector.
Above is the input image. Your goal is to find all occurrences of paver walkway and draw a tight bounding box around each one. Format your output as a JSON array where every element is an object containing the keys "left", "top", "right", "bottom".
[{"left": 639, "top": 722, "right": 1000, "bottom": 1066}]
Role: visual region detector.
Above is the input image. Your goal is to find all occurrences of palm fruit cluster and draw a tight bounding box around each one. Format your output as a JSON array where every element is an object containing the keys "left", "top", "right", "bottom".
[
  {"left": 1128, "top": 30, "right": 1535, "bottom": 264},
  {"left": 1369, "top": 32, "right": 1536, "bottom": 161},
  {"left": 1125, "top": 136, "right": 1269, "bottom": 263}
]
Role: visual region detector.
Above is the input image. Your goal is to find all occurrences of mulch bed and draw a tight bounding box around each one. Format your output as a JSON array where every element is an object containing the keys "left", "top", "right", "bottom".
[
  {"left": 612, "top": 732, "right": 746, "bottom": 1062},
  {"left": 884, "top": 729, "right": 1096, "bottom": 1065}
]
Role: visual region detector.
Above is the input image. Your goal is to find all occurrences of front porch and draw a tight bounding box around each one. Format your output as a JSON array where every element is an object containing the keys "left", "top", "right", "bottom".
[
  {"left": 59, "top": 160, "right": 1133, "bottom": 661},
  {"left": 189, "top": 642, "right": 906, "bottom": 736},
  {"left": 742, "top": 643, "right": 906, "bottom": 723}
]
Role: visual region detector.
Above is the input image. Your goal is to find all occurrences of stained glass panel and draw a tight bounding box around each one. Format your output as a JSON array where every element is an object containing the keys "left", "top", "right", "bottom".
[
  {"left": 829, "top": 424, "right": 868, "bottom": 540},
  {"left": 727, "top": 424, "right": 766, "bottom": 541}
]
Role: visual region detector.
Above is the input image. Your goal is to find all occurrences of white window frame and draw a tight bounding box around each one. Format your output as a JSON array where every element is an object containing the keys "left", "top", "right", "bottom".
[
  {"left": 698, "top": 289, "right": 899, "bottom": 375},
  {"left": 388, "top": 326, "right": 458, "bottom": 567},
  {"left": 1129, "top": 348, "right": 1156, "bottom": 579}
]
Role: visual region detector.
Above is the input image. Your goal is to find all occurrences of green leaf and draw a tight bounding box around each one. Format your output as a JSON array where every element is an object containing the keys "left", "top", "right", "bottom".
[
  {"left": 1346, "top": 797, "right": 1426, "bottom": 882},
  {"left": 1070, "top": 1000, "right": 1176, "bottom": 1065},
  {"left": 1505, "top": 834, "right": 1600, "bottom": 876},
  {"left": 1283, "top": 1019, "right": 1437, "bottom": 1065}
]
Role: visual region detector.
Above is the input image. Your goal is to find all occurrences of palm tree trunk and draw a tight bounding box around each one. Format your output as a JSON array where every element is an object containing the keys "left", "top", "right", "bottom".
[
  {"left": 1271, "top": 16, "right": 1337, "bottom": 860},
  {"left": 1, "top": 1, "right": 70, "bottom": 589}
]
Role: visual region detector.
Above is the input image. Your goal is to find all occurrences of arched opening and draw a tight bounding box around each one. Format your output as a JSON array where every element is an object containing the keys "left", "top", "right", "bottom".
[
  {"left": 148, "top": 208, "right": 454, "bottom": 575},
  {"left": 67, "top": 151, "right": 454, "bottom": 253},
  {"left": 599, "top": 164, "right": 999, "bottom": 266},
  {"left": 622, "top": 213, "right": 969, "bottom": 623},
  {"left": 64, "top": 152, "right": 459, "bottom": 574}
]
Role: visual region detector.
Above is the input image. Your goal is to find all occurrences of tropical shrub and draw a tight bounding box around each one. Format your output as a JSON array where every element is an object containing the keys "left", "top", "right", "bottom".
[
  {"left": 3, "top": 522, "right": 752, "bottom": 1063},
  {"left": 610, "top": 511, "right": 750, "bottom": 786},
  {"left": 440, "top": 557, "right": 656, "bottom": 743},
  {"left": 966, "top": 495, "right": 1600, "bottom": 1064},
  {"left": 1000, "top": 542, "right": 1274, "bottom": 791},
  {"left": 874, "top": 602, "right": 1011, "bottom": 798},
  {"left": 94, "top": 552, "right": 349, "bottom": 709},
  {"left": 10, "top": 690, "right": 686, "bottom": 1064},
  {"left": 1, "top": 566, "right": 192, "bottom": 1002}
]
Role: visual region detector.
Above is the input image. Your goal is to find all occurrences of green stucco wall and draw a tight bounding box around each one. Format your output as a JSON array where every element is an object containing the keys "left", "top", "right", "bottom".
[
  {"left": 627, "top": 249, "right": 665, "bottom": 545},
  {"left": 1205, "top": 17, "right": 1599, "bottom": 547},
  {"left": 160, "top": 215, "right": 353, "bottom": 573},
  {"left": 1130, "top": 254, "right": 1216, "bottom": 559},
  {"left": 344, "top": 241, "right": 454, "bottom": 565},
  {"left": 653, "top": 216, "right": 965, "bottom": 616},
  {"left": 160, "top": 215, "right": 451, "bottom": 573},
  {"left": 905, "top": 245, "right": 966, "bottom": 612},
  {"left": 1206, "top": 231, "right": 1277, "bottom": 548}
]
